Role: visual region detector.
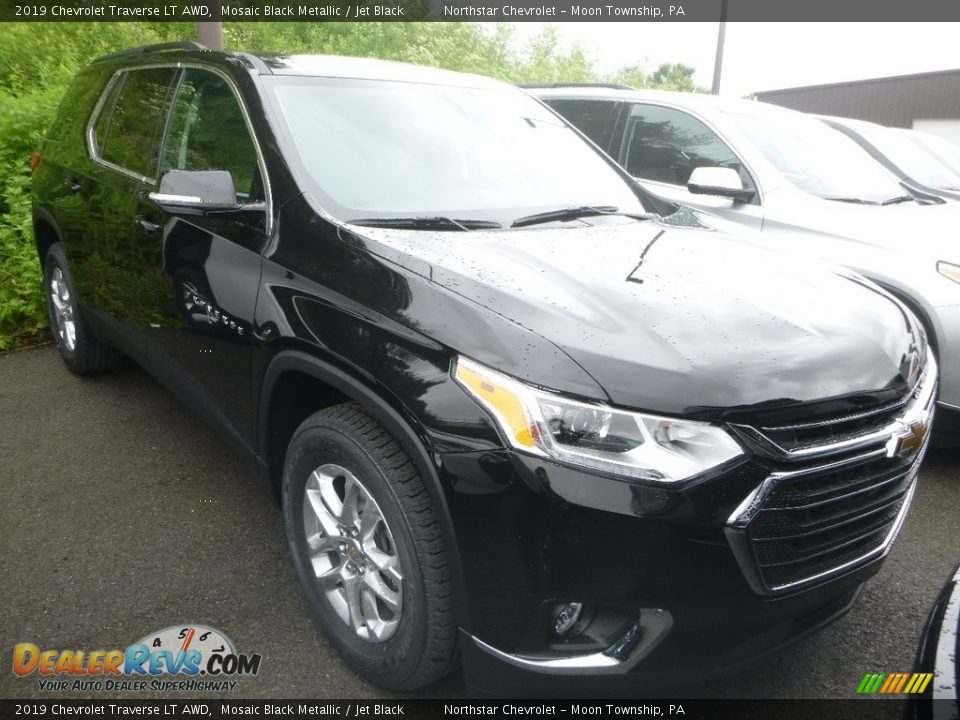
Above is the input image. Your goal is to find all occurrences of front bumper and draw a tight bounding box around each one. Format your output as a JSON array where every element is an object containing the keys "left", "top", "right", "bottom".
[{"left": 439, "top": 361, "right": 936, "bottom": 694}]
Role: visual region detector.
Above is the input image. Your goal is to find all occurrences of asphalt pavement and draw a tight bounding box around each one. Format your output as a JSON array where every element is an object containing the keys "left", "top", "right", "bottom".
[{"left": 1, "top": 345, "right": 958, "bottom": 703}]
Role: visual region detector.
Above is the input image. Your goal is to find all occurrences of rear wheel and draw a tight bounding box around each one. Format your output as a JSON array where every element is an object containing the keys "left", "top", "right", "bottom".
[
  {"left": 282, "top": 403, "right": 457, "bottom": 690},
  {"left": 44, "top": 243, "right": 121, "bottom": 375}
]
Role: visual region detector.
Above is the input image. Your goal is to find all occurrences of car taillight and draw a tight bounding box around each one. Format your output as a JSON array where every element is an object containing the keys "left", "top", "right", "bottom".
[{"left": 30, "top": 151, "right": 41, "bottom": 172}]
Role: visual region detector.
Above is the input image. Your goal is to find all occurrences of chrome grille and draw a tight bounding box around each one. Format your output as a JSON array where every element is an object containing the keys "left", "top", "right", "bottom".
[
  {"left": 754, "top": 393, "right": 915, "bottom": 454},
  {"left": 726, "top": 355, "right": 937, "bottom": 595}
]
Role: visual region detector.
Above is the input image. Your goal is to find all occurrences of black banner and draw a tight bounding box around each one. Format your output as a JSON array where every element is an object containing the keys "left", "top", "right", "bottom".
[
  {"left": 4, "top": 699, "right": 956, "bottom": 720},
  {"left": 3, "top": 0, "right": 960, "bottom": 22}
]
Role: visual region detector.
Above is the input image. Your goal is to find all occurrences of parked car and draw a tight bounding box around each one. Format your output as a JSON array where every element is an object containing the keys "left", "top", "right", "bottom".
[
  {"left": 897, "top": 128, "right": 960, "bottom": 184},
  {"left": 906, "top": 563, "right": 959, "bottom": 720},
  {"left": 528, "top": 85, "right": 960, "bottom": 444},
  {"left": 820, "top": 115, "right": 960, "bottom": 202},
  {"left": 33, "top": 44, "right": 937, "bottom": 695}
]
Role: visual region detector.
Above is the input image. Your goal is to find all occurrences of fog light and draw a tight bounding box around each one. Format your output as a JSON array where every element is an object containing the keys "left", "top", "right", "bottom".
[{"left": 553, "top": 602, "right": 584, "bottom": 637}]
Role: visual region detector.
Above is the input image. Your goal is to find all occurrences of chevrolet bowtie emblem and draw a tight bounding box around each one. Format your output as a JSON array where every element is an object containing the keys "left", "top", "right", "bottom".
[{"left": 886, "top": 419, "right": 929, "bottom": 459}]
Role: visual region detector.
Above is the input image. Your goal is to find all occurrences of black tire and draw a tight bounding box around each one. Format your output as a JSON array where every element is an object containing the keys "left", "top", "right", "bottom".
[
  {"left": 282, "top": 402, "right": 457, "bottom": 690},
  {"left": 44, "top": 242, "right": 122, "bottom": 375}
]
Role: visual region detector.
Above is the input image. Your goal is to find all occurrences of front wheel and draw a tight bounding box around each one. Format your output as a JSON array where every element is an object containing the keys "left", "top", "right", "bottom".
[{"left": 282, "top": 403, "right": 457, "bottom": 690}]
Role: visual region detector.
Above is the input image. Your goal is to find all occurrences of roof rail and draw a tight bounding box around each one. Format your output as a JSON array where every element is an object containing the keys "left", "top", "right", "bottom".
[
  {"left": 517, "top": 82, "right": 635, "bottom": 90},
  {"left": 93, "top": 41, "right": 208, "bottom": 64},
  {"left": 231, "top": 51, "right": 272, "bottom": 75}
]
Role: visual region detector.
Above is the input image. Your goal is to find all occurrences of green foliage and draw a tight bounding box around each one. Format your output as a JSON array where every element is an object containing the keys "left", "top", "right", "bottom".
[
  {"left": 0, "top": 21, "right": 701, "bottom": 351},
  {"left": 613, "top": 62, "right": 704, "bottom": 92},
  {"left": 0, "top": 23, "right": 169, "bottom": 350},
  {"left": 0, "top": 86, "right": 61, "bottom": 350},
  {"left": 224, "top": 22, "right": 595, "bottom": 82}
]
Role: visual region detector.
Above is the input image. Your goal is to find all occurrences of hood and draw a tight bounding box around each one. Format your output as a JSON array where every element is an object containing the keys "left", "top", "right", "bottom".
[
  {"left": 766, "top": 185, "right": 960, "bottom": 260},
  {"left": 352, "top": 215, "right": 919, "bottom": 417}
]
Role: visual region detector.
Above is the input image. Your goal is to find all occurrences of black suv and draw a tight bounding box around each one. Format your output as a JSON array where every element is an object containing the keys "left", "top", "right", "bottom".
[{"left": 32, "top": 42, "right": 936, "bottom": 695}]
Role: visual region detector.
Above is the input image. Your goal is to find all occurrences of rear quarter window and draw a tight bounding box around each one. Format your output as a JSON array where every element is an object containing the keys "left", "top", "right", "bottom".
[{"left": 45, "top": 68, "right": 111, "bottom": 147}]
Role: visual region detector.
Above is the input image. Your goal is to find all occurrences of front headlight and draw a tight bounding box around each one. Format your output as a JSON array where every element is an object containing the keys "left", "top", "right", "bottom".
[
  {"left": 454, "top": 356, "right": 744, "bottom": 482},
  {"left": 938, "top": 261, "right": 960, "bottom": 286}
]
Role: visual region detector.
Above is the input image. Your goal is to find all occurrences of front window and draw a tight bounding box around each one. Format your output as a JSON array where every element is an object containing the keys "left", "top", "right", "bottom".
[
  {"left": 622, "top": 104, "right": 746, "bottom": 187},
  {"left": 262, "top": 77, "right": 649, "bottom": 225},
  {"left": 728, "top": 111, "right": 907, "bottom": 204},
  {"left": 160, "top": 68, "right": 263, "bottom": 203}
]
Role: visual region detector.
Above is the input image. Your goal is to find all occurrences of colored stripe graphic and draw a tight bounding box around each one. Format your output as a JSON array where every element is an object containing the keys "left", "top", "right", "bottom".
[{"left": 857, "top": 672, "right": 932, "bottom": 694}]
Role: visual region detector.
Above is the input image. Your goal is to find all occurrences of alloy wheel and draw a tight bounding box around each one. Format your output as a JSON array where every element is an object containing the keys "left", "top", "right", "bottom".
[
  {"left": 49, "top": 266, "right": 76, "bottom": 352},
  {"left": 302, "top": 463, "right": 404, "bottom": 643}
]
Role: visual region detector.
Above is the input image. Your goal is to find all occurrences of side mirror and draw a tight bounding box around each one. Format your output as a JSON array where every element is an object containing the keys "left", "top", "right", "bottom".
[
  {"left": 687, "top": 166, "right": 755, "bottom": 203},
  {"left": 149, "top": 170, "right": 239, "bottom": 214}
]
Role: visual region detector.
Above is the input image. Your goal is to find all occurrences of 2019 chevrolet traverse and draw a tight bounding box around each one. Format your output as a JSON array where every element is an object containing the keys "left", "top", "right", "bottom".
[{"left": 32, "top": 43, "right": 936, "bottom": 695}]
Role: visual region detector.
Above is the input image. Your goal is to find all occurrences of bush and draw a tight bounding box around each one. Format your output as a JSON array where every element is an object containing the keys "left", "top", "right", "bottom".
[{"left": 0, "top": 86, "right": 63, "bottom": 350}]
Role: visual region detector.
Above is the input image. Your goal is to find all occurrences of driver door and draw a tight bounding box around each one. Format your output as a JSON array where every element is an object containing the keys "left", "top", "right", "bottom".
[{"left": 130, "top": 66, "right": 268, "bottom": 448}]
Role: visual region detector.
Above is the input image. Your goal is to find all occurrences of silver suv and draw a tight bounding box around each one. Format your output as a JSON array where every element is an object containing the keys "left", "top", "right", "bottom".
[{"left": 529, "top": 85, "right": 960, "bottom": 440}]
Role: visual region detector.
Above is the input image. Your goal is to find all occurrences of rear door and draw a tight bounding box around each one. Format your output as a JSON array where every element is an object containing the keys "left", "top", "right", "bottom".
[
  {"left": 540, "top": 97, "right": 624, "bottom": 156},
  {"left": 68, "top": 67, "right": 177, "bottom": 333},
  {"left": 129, "top": 66, "right": 269, "bottom": 448}
]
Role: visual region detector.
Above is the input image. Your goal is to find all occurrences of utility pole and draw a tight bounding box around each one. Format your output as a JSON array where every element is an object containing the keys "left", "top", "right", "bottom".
[
  {"left": 197, "top": 17, "right": 223, "bottom": 50},
  {"left": 711, "top": 0, "right": 728, "bottom": 95}
]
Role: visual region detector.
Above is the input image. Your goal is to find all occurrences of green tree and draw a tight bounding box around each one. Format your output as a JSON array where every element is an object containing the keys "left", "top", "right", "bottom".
[
  {"left": 612, "top": 62, "right": 703, "bottom": 92},
  {"left": 649, "top": 62, "right": 701, "bottom": 92},
  {"left": 612, "top": 63, "right": 649, "bottom": 89}
]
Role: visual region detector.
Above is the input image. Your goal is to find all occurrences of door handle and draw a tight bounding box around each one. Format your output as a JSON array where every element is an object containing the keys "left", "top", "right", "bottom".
[
  {"left": 137, "top": 216, "right": 161, "bottom": 234},
  {"left": 68, "top": 179, "right": 82, "bottom": 193}
]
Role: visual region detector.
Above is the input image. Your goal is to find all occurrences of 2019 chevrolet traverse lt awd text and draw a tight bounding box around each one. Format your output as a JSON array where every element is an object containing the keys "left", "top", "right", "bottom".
[{"left": 32, "top": 43, "right": 936, "bottom": 695}]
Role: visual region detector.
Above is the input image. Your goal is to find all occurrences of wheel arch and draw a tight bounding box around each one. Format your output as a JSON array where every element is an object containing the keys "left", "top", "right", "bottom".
[
  {"left": 258, "top": 349, "right": 470, "bottom": 629},
  {"left": 32, "top": 208, "right": 63, "bottom": 265}
]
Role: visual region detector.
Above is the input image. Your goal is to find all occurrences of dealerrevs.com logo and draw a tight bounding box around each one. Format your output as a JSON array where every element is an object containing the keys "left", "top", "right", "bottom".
[{"left": 12, "top": 625, "right": 262, "bottom": 693}]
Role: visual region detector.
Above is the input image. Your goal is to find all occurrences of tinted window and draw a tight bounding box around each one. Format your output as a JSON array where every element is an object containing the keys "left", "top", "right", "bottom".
[
  {"left": 99, "top": 68, "right": 176, "bottom": 178},
  {"left": 160, "top": 69, "right": 261, "bottom": 201},
  {"left": 546, "top": 99, "right": 619, "bottom": 151},
  {"left": 622, "top": 104, "right": 741, "bottom": 185},
  {"left": 93, "top": 75, "right": 123, "bottom": 154}
]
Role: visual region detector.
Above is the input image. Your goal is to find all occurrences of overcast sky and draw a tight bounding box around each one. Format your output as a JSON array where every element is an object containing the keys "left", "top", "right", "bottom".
[{"left": 502, "top": 23, "right": 960, "bottom": 96}]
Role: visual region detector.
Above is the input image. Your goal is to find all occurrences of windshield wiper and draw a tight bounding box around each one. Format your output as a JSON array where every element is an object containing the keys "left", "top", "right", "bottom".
[
  {"left": 511, "top": 205, "right": 655, "bottom": 228},
  {"left": 348, "top": 216, "right": 501, "bottom": 231},
  {"left": 822, "top": 197, "right": 880, "bottom": 205},
  {"left": 881, "top": 195, "right": 916, "bottom": 205}
]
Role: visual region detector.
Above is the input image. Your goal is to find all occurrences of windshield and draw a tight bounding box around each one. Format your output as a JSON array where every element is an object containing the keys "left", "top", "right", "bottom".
[
  {"left": 854, "top": 124, "right": 960, "bottom": 190},
  {"left": 263, "top": 76, "right": 649, "bottom": 225},
  {"left": 900, "top": 131, "right": 960, "bottom": 186},
  {"left": 727, "top": 111, "right": 907, "bottom": 203}
]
